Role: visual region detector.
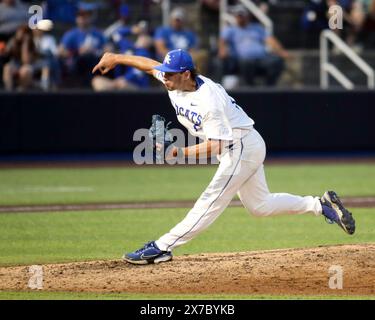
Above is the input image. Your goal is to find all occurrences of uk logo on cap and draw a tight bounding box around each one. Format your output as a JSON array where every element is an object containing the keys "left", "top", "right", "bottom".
[
  {"left": 164, "top": 54, "right": 172, "bottom": 65},
  {"left": 154, "top": 49, "right": 194, "bottom": 73}
]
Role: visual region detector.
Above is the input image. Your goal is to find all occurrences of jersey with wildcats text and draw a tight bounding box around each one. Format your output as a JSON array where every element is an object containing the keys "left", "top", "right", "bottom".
[{"left": 155, "top": 72, "right": 254, "bottom": 141}]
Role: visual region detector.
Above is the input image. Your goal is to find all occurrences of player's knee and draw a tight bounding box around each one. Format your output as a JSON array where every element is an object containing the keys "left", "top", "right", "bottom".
[
  {"left": 251, "top": 205, "right": 269, "bottom": 217},
  {"left": 249, "top": 196, "right": 272, "bottom": 217}
]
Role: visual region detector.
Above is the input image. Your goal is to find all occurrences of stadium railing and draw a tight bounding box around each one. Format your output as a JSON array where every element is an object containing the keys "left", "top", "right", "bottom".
[{"left": 320, "top": 29, "right": 375, "bottom": 90}]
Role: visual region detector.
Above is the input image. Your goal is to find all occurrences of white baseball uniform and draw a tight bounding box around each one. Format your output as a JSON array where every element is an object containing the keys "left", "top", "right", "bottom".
[{"left": 154, "top": 72, "right": 323, "bottom": 252}]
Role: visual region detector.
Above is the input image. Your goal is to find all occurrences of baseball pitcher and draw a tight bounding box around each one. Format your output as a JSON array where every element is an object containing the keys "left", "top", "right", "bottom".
[{"left": 92, "top": 49, "right": 355, "bottom": 265}]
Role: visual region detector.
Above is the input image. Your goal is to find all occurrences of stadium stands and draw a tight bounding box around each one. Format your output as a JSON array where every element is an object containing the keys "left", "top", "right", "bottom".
[{"left": 0, "top": 0, "right": 374, "bottom": 89}]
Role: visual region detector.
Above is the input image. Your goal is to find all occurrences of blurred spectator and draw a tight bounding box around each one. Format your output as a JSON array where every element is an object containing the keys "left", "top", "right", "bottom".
[
  {"left": 103, "top": 3, "right": 154, "bottom": 81},
  {"left": 104, "top": 4, "right": 131, "bottom": 40},
  {"left": 154, "top": 7, "right": 209, "bottom": 74},
  {"left": 92, "top": 25, "right": 153, "bottom": 91},
  {"left": 199, "top": 0, "right": 220, "bottom": 51},
  {"left": 92, "top": 48, "right": 152, "bottom": 91},
  {"left": 154, "top": 7, "right": 196, "bottom": 57},
  {"left": 1, "top": 18, "right": 59, "bottom": 91},
  {"left": 0, "top": 36, "right": 7, "bottom": 88},
  {"left": 58, "top": 3, "right": 108, "bottom": 87},
  {"left": 44, "top": 0, "right": 79, "bottom": 25},
  {"left": 358, "top": 0, "right": 375, "bottom": 47},
  {"left": 329, "top": 0, "right": 365, "bottom": 46},
  {"left": 218, "top": 5, "right": 289, "bottom": 88},
  {"left": 104, "top": 4, "right": 139, "bottom": 54},
  {"left": 33, "top": 19, "right": 60, "bottom": 90},
  {"left": 301, "top": 0, "right": 366, "bottom": 46},
  {"left": 301, "top": 0, "right": 330, "bottom": 32},
  {"left": 0, "top": 0, "right": 29, "bottom": 42},
  {"left": 199, "top": 0, "right": 238, "bottom": 54},
  {"left": 113, "top": 20, "right": 152, "bottom": 54},
  {"left": 2, "top": 25, "right": 39, "bottom": 91}
]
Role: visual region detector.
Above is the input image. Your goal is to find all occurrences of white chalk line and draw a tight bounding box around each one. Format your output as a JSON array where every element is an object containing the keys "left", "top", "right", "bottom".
[{"left": 0, "top": 186, "right": 94, "bottom": 194}]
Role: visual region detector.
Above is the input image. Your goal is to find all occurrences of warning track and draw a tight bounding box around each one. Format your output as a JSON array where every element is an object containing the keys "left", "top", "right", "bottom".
[
  {"left": 1, "top": 244, "right": 374, "bottom": 296},
  {"left": 0, "top": 196, "right": 375, "bottom": 214}
]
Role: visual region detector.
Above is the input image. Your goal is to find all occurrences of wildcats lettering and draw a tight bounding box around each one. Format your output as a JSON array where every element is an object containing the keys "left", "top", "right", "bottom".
[{"left": 174, "top": 103, "right": 202, "bottom": 131}]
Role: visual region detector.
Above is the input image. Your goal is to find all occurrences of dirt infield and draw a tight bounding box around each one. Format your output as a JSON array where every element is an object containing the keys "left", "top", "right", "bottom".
[{"left": 1, "top": 244, "right": 374, "bottom": 296}]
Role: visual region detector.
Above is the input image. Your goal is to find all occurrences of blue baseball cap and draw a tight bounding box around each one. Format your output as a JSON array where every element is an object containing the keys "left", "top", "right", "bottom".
[{"left": 154, "top": 49, "right": 194, "bottom": 73}]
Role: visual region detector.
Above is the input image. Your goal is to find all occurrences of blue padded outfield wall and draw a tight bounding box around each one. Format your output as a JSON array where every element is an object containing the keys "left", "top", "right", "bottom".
[{"left": 0, "top": 90, "right": 374, "bottom": 155}]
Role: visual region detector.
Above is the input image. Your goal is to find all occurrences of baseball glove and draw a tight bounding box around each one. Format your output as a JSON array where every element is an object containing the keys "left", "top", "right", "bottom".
[{"left": 148, "top": 114, "right": 174, "bottom": 163}]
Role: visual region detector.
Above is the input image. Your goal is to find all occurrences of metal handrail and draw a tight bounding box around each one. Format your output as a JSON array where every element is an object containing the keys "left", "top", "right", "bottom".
[
  {"left": 220, "top": 0, "right": 273, "bottom": 34},
  {"left": 161, "top": 0, "right": 171, "bottom": 27},
  {"left": 320, "top": 29, "right": 375, "bottom": 89},
  {"left": 161, "top": 0, "right": 273, "bottom": 38},
  {"left": 221, "top": 13, "right": 237, "bottom": 29},
  {"left": 239, "top": 0, "right": 273, "bottom": 35},
  {"left": 220, "top": 0, "right": 233, "bottom": 31}
]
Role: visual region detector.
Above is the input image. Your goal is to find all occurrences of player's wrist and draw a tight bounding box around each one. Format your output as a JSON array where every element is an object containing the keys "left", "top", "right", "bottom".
[{"left": 114, "top": 54, "right": 122, "bottom": 65}]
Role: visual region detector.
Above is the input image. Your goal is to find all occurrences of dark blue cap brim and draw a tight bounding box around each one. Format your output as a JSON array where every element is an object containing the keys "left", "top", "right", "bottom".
[{"left": 154, "top": 64, "right": 188, "bottom": 73}]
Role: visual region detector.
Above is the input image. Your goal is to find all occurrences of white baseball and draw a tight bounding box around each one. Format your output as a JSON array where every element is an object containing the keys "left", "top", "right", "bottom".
[{"left": 36, "top": 19, "right": 54, "bottom": 31}]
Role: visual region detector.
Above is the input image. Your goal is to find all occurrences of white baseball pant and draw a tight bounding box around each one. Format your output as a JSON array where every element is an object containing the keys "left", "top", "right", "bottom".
[{"left": 155, "top": 128, "right": 323, "bottom": 252}]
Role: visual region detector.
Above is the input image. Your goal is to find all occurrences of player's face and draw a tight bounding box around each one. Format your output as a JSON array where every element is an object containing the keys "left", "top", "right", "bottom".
[{"left": 163, "top": 72, "right": 186, "bottom": 91}]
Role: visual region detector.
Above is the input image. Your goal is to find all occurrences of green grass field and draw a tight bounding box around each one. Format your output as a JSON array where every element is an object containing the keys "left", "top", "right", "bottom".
[
  {"left": 0, "top": 163, "right": 374, "bottom": 300},
  {"left": 0, "top": 164, "right": 374, "bottom": 205},
  {"left": 0, "top": 207, "right": 374, "bottom": 266}
]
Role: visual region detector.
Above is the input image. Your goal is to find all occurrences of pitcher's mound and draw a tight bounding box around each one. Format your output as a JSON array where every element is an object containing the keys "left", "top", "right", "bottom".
[{"left": 1, "top": 244, "right": 374, "bottom": 296}]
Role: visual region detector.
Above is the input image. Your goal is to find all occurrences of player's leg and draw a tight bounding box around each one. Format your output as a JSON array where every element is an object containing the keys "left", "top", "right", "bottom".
[
  {"left": 124, "top": 159, "right": 255, "bottom": 264},
  {"left": 123, "top": 131, "right": 265, "bottom": 264},
  {"left": 154, "top": 129, "right": 267, "bottom": 253},
  {"left": 237, "top": 164, "right": 322, "bottom": 217},
  {"left": 238, "top": 149, "right": 355, "bottom": 234},
  {"left": 155, "top": 152, "right": 261, "bottom": 252}
]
